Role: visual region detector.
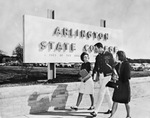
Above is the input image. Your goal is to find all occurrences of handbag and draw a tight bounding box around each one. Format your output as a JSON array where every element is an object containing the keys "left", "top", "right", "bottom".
[
  {"left": 106, "top": 80, "right": 118, "bottom": 89},
  {"left": 112, "top": 81, "right": 131, "bottom": 103}
]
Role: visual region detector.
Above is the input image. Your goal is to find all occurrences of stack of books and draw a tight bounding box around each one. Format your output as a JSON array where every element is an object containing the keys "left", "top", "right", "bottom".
[{"left": 79, "top": 69, "right": 89, "bottom": 78}]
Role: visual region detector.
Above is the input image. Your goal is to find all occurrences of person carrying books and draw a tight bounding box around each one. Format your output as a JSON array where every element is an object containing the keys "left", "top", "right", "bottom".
[{"left": 70, "top": 52, "right": 95, "bottom": 110}]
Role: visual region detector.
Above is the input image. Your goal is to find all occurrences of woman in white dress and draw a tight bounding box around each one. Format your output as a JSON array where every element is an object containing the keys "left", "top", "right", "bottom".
[{"left": 71, "top": 52, "right": 94, "bottom": 110}]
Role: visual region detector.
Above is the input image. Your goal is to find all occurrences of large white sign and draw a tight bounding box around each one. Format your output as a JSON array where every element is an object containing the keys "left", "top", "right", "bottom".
[{"left": 23, "top": 15, "right": 123, "bottom": 63}]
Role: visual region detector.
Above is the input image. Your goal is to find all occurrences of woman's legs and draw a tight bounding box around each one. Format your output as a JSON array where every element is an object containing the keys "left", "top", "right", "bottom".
[
  {"left": 76, "top": 93, "right": 83, "bottom": 107},
  {"left": 89, "top": 94, "right": 94, "bottom": 107},
  {"left": 109, "top": 102, "right": 118, "bottom": 118},
  {"left": 71, "top": 93, "right": 83, "bottom": 110},
  {"left": 125, "top": 103, "right": 131, "bottom": 117}
]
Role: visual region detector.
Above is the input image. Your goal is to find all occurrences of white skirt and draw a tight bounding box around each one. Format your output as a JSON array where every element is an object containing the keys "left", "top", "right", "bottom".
[{"left": 79, "top": 77, "right": 94, "bottom": 95}]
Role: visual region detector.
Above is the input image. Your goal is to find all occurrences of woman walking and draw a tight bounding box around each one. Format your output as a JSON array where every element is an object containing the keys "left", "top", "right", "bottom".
[
  {"left": 71, "top": 52, "right": 94, "bottom": 110},
  {"left": 109, "top": 51, "right": 131, "bottom": 118}
]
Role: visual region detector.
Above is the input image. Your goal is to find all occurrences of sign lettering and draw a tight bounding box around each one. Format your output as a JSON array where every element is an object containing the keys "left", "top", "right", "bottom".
[{"left": 24, "top": 15, "right": 123, "bottom": 63}]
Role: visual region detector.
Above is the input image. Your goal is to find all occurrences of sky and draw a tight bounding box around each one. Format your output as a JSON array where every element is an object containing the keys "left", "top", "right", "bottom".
[{"left": 0, "top": 0, "right": 150, "bottom": 59}]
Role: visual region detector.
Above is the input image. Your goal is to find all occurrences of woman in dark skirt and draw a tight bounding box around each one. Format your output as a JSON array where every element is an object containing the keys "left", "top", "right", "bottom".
[{"left": 108, "top": 51, "right": 131, "bottom": 118}]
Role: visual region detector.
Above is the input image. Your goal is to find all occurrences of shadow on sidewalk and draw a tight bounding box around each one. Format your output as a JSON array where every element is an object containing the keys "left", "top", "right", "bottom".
[
  {"left": 28, "top": 84, "right": 69, "bottom": 114},
  {"left": 50, "top": 84, "right": 69, "bottom": 110},
  {"left": 30, "top": 108, "right": 106, "bottom": 118},
  {"left": 28, "top": 91, "right": 50, "bottom": 114},
  {"left": 31, "top": 110, "right": 93, "bottom": 118}
]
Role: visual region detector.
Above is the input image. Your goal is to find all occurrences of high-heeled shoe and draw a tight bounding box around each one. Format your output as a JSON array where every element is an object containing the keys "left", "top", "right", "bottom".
[
  {"left": 104, "top": 109, "right": 112, "bottom": 114},
  {"left": 90, "top": 111, "right": 97, "bottom": 117},
  {"left": 88, "top": 106, "right": 95, "bottom": 110},
  {"left": 70, "top": 106, "right": 78, "bottom": 111}
]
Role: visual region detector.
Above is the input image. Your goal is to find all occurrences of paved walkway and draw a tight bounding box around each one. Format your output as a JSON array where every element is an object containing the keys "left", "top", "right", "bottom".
[
  {"left": 11, "top": 95, "right": 150, "bottom": 118},
  {"left": 1, "top": 77, "right": 150, "bottom": 118}
]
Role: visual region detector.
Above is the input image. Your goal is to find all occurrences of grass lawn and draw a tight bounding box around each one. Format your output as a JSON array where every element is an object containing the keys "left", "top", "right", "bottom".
[
  {"left": 0, "top": 66, "right": 150, "bottom": 87},
  {"left": 0, "top": 66, "right": 80, "bottom": 87}
]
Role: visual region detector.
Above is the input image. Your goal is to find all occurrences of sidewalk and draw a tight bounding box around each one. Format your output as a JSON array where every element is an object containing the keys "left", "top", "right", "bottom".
[
  {"left": 1, "top": 77, "right": 150, "bottom": 118},
  {"left": 13, "top": 96, "right": 150, "bottom": 118}
]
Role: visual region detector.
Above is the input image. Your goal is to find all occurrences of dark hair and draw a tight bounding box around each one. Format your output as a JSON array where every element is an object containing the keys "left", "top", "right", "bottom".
[
  {"left": 116, "top": 51, "right": 127, "bottom": 61},
  {"left": 80, "top": 52, "right": 89, "bottom": 62},
  {"left": 94, "top": 42, "right": 103, "bottom": 48}
]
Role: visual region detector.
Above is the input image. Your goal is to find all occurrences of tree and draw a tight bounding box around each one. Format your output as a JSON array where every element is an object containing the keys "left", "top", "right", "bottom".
[
  {"left": 0, "top": 49, "right": 6, "bottom": 63},
  {"left": 0, "top": 50, "right": 4, "bottom": 54},
  {"left": 13, "top": 43, "right": 33, "bottom": 79},
  {"left": 13, "top": 44, "right": 23, "bottom": 63}
]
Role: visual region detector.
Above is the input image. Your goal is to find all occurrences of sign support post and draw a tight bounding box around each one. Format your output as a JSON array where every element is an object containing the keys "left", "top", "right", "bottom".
[
  {"left": 47, "top": 9, "right": 56, "bottom": 80},
  {"left": 100, "top": 19, "right": 106, "bottom": 28}
]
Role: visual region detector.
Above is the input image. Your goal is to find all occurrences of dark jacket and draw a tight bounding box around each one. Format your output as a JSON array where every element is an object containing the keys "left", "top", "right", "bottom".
[
  {"left": 112, "top": 60, "right": 131, "bottom": 103},
  {"left": 93, "top": 51, "right": 115, "bottom": 77},
  {"left": 115, "top": 60, "right": 131, "bottom": 82}
]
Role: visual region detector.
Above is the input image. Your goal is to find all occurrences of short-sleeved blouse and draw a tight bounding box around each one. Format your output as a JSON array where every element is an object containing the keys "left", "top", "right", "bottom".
[{"left": 81, "top": 62, "right": 92, "bottom": 73}]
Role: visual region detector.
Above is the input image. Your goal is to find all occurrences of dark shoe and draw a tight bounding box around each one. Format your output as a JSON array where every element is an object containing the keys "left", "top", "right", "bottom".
[
  {"left": 70, "top": 106, "right": 78, "bottom": 111},
  {"left": 90, "top": 111, "right": 97, "bottom": 117},
  {"left": 88, "top": 106, "right": 95, "bottom": 110},
  {"left": 104, "top": 109, "right": 112, "bottom": 114}
]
